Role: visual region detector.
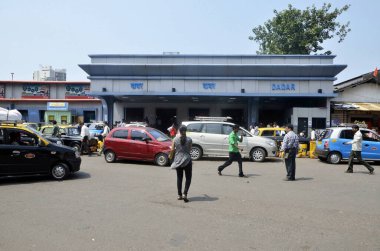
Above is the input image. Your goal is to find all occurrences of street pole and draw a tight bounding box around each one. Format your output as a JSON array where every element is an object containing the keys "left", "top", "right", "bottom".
[{"left": 11, "top": 73, "right": 14, "bottom": 81}]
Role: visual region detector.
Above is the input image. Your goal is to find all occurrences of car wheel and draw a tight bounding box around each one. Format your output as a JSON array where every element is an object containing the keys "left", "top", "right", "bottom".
[
  {"left": 250, "top": 147, "right": 266, "bottom": 162},
  {"left": 105, "top": 150, "right": 116, "bottom": 163},
  {"left": 328, "top": 152, "right": 341, "bottom": 164},
  {"left": 155, "top": 153, "right": 169, "bottom": 166},
  {"left": 190, "top": 145, "right": 203, "bottom": 160},
  {"left": 51, "top": 163, "right": 69, "bottom": 180},
  {"left": 72, "top": 143, "right": 81, "bottom": 152}
]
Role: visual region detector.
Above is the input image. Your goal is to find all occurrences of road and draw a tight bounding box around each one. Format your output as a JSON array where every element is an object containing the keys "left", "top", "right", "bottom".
[{"left": 1, "top": 156, "right": 379, "bottom": 251}]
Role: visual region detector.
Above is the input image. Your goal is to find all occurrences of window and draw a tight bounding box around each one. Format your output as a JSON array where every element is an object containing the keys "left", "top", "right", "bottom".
[
  {"left": 204, "top": 124, "right": 222, "bottom": 134},
  {"left": 319, "top": 129, "right": 333, "bottom": 140},
  {"left": 7, "top": 129, "right": 38, "bottom": 146},
  {"left": 187, "top": 123, "right": 203, "bottom": 133},
  {"left": 112, "top": 130, "right": 129, "bottom": 139},
  {"left": 222, "top": 125, "right": 233, "bottom": 135},
  {"left": 61, "top": 116, "right": 67, "bottom": 124},
  {"left": 312, "top": 118, "right": 326, "bottom": 129},
  {"left": 340, "top": 130, "right": 354, "bottom": 140},
  {"left": 48, "top": 115, "right": 55, "bottom": 123},
  {"left": 361, "top": 130, "right": 380, "bottom": 142},
  {"left": 147, "top": 129, "right": 170, "bottom": 142},
  {"left": 261, "top": 130, "right": 274, "bottom": 137},
  {"left": 67, "top": 128, "right": 80, "bottom": 136},
  {"left": 131, "top": 129, "right": 148, "bottom": 141},
  {"left": 238, "top": 129, "right": 249, "bottom": 137}
]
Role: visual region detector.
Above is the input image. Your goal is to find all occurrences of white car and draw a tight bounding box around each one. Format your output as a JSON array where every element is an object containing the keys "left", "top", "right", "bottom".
[{"left": 181, "top": 121, "right": 278, "bottom": 162}]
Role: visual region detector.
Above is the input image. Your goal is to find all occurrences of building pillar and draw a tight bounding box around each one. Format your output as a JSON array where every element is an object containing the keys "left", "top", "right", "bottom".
[
  {"left": 248, "top": 98, "right": 259, "bottom": 126},
  {"left": 102, "top": 96, "right": 115, "bottom": 128}
]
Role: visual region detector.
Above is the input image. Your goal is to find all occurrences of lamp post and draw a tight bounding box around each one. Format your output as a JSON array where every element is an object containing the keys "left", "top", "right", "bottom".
[{"left": 11, "top": 73, "right": 14, "bottom": 81}]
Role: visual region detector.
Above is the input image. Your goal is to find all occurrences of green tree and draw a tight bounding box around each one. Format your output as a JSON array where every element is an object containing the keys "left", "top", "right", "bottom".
[{"left": 249, "top": 3, "right": 351, "bottom": 55}]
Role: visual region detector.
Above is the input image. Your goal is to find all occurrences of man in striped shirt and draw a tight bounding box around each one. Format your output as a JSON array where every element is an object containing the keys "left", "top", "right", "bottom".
[{"left": 280, "top": 124, "right": 299, "bottom": 181}]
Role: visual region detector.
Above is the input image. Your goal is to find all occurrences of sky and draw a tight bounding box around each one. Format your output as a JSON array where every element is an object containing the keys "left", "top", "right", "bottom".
[{"left": 0, "top": 0, "right": 379, "bottom": 83}]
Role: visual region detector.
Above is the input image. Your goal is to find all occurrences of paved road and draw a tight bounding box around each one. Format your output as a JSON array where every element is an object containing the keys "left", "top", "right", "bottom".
[{"left": 1, "top": 156, "right": 379, "bottom": 251}]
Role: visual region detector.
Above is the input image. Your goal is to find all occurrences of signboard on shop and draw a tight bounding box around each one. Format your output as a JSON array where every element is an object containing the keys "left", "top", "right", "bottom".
[
  {"left": 22, "top": 84, "right": 50, "bottom": 98},
  {"left": 65, "top": 84, "right": 91, "bottom": 99},
  {"left": 47, "top": 102, "right": 69, "bottom": 111}
]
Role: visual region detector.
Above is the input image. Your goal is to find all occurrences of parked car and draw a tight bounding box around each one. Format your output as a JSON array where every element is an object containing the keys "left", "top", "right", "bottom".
[
  {"left": 315, "top": 127, "right": 380, "bottom": 164},
  {"left": 103, "top": 126, "right": 172, "bottom": 166},
  {"left": 181, "top": 121, "right": 278, "bottom": 162},
  {"left": 40, "top": 125, "right": 82, "bottom": 152},
  {"left": 87, "top": 122, "right": 105, "bottom": 138},
  {"left": 255, "top": 127, "right": 310, "bottom": 146},
  {"left": 0, "top": 122, "right": 81, "bottom": 180}
]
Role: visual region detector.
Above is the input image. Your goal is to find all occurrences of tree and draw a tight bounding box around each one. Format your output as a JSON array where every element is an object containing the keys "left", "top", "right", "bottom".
[{"left": 249, "top": 3, "right": 351, "bottom": 55}]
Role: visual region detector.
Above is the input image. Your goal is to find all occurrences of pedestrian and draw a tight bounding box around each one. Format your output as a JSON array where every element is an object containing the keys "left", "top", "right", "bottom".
[
  {"left": 98, "top": 122, "right": 110, "bottom": 156},
  {"left": 343, "top": 125, "right": 375, "bottom": 174},
  {"left": 169, "top": 125, "right": 193, "bottom": 203},
  {"left": 310, "top": 128, "right": 316, "bottom": 141},
  {"left": 52, "top": 120, "right": 60, "bottom": 137},
  {"left": 280, "top": 124, "right": 299, "bottom": 181},
  {"left": 80, "top": 122, "right": 90, "bottom": 155},
  {"left": 217, "top": 124, "right": 246, "bottom": 177}
]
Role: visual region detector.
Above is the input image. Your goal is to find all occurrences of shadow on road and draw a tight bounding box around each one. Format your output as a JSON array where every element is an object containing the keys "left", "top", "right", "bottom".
[
  {"left": 189, "top": 194, "right": 219, "bottom": 202},
  {"left": 0, "top": 171, "right": 91, "bottom": 186},
  {"left": 295, "top": 177, "right": 314, "bottom": 181}
]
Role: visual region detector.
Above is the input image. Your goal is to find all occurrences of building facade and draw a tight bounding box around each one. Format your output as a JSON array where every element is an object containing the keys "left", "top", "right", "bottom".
[
  {"left": 33, "top": 66, "right": 67, "bottom": 81},
  {"left": 0, "top": 80, "right": 102, "bottom": 123},
  {"left": 332, "top": 70, "right": 380, "bottom": 130},
  {"left": 79, "top": 54, "right": 346, "bottom": 133}
]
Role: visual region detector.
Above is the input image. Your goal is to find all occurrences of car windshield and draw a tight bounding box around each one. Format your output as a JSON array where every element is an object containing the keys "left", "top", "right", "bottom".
[
  {"left": 148, "top": 129, "right": 171, "bottom": 142},
  {"left": 239, "top": 128, "right": 253, "bottom": 137},
  {"left": 89, "top": 124, "right": 104, "bottom": 130},
  {"left": 67, "top": 127, "right": 80, "bottom": 136},
  {"left": 318, "top": 129, "right": 333, "bottom": 140},
  {"left": 26, "top": 125, "right": 49, "bottom": 141}
]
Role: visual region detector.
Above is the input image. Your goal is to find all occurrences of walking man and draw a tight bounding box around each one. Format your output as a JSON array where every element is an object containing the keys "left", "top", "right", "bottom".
[
  {"left": 280, "top": 124, "right": 299, "bottom": 181},
  {"left": 217, "top": 124, "right": 246, "bottom": 177},
  {"left": 80, "top": 122, "right": 90, "bottom": 155},
  {"left": 344, "top": 125, "right": 375, "bottom": 174},
  {"left": 52, "top": 120, "right": 60, "bottom": 137}
]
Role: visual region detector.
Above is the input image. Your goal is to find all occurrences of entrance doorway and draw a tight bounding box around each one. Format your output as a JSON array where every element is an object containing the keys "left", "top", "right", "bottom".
[
  {"left": 259, "top": 109, "right": 290, "bottom": 127},
  {"left": 298, "top": 117, "right": 308, "bottom": 135},
  {"left": 188, "top": 108, "right": 210, "bottom": 121},
  {"left": 221, "top": 109, "right": 244, "bottom": 126},
  {"left": 156, "top": 108, "right": 176, "bottom": 133},
  {"left": 83, "top": 111, "right": 95, "bottom": 123},
  {"left": 125, "top": 108, "right": 144, "bottom": 123}
]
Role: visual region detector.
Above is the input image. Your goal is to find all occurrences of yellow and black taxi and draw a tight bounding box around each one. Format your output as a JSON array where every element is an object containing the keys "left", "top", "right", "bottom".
[
  {"left": 40, "top": 125, "right": 82, "bottom": 152},
  {"left": 0, "top": 122, "right": 81, "bottom": 180}
]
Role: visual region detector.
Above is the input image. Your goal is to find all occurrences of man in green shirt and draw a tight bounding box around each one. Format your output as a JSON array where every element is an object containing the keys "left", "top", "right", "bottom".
[{"left": 217, "top": 124, "right": 246, "bottom": 177}]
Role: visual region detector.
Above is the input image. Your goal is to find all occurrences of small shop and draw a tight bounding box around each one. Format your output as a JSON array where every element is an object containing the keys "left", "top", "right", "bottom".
[{"left": 45, "top": 102, "right": 71, "bottom": 124}]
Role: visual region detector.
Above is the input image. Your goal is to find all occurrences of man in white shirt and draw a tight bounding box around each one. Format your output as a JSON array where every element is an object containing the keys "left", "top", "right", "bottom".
[
  {"left": 99, "top": 122, "right": 110, "bottom": 156},
  {"left": 344, "top": 125, "right": 375, "bottom": 174},
  {"left": 80, "top": 122, "right": 90, "bottom": 154},
  {"left": 310, "top": 129, "right": 316, "bottom": 141}
]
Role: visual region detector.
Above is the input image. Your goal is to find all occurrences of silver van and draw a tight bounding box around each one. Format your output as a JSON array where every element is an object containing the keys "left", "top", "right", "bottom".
[{"left": 181, "top": 121, "right": 278, "bottom": 162}]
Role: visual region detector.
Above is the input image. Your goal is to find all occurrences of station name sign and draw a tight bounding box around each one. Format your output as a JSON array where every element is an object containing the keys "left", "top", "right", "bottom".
[
  {"left": 130, "top": 82, "right": 143, "bottom": 90},
  {"left": 272, "top": 83, "right": 296, "bottom": 91},
  {"left": 203, "top": 83, "right": 216, "bottom": 90}
]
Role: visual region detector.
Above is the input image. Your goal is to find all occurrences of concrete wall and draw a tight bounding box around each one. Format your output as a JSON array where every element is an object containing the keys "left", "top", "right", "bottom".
[{"left": 333, "top": 84, "right": 380, "bottom": 103}]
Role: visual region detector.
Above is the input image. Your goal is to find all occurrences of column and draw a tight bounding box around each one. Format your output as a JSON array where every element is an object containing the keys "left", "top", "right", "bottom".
[
  {"left": 102, "top": 96, "right": 115, "bottom": 128},
  {"left": 247, "top": 98, "right": 259, "bottom": 126}
]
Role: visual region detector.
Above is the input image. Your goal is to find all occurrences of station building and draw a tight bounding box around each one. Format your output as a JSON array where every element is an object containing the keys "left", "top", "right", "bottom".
[
  {"left": 79, "top": 54, "right": 346, "bottom": 134},
  {"left": 0, "top": 80, "right": 102, "bottom": 123}
]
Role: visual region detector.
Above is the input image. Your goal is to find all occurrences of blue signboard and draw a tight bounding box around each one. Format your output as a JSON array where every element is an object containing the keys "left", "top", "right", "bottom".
[
  {"left": 130, "top": 82, "right": 144, "bottom": 90},
  {"left": 203, "top": 83, "right": 216, "bottom": 90},
  {"left": 272, "top": 83, "right": 296, "bottom": 91}
]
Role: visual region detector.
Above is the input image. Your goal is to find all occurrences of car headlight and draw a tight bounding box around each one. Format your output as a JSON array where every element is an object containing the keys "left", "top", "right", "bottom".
[
  {"left": 75, "top": 151, "right": 81, "bottom": 158},
  {"left": 266, "top": 141, "right": 276, "bottom": 147}
]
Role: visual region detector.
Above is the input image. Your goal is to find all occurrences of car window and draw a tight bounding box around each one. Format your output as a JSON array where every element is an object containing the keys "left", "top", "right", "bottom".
[
  {"left": 361, "top": 130, "right": 380, "bottom": 142},
  {"left": 67, "top": 128, "right": 80, "bottom": 136},
  {"left": 7, "top": 129, "right": 38, "bottom": 146},
  {"left": 203, "top": 124, "right": 222, "bottom": 134},
  {"left": 222, "top": 125, "right": 233, "bottom": 135},
  {"left": 89, "top": 124, "right": 104, "bottom": 130},
  {"left": 148, "top": 129, "right": 170, "bottom": 142},
  {"left": 238, "top": 129, "right": 250, "bottom": 137},
  {"left": 0, "top": 128, "right": 4, "bottom": 144},
  {"left": 276, "top": 130, "right": 285, "bottom": 136},
  {"left": 131, "top": 129, "right": 149, "bottom": 141},
  {"left": 340, "top": 130, "right": 354, "bottom": 140},
  {"left": 42, "top": 127, "right": 54, "bottom": 135},
  {"left": 318, "top": 129, "right": 333, "bottom": 140},
  {"left": 187, "top": 123, "right": 203, "bottom": 133},
  {"left": 261, "top": 130, "right": 273, "bottom": 137},
  {"left": 112, "top": 130, "right": 129, "bottom": 139}
]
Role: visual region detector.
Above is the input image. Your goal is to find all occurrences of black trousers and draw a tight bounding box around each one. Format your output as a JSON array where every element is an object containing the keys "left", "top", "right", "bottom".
[
  {"left": 176, "top": 161, "right": 192, "bottom": 196},
  {"left": 285, "top": 148, "right": 297, "bottom": 180},
  {"left": 347, "top": 151, "right": 374, "bottom": 172},
  {"left": 218, "top": 152, "right": 243, "bottom": 175}
]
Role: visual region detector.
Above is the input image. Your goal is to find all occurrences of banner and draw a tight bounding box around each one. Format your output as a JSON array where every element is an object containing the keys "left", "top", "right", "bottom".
[
  {"left": 65, "top": 84, "right": 92, "bottom": 99},
  {"left": 22, "top": 84, "right": 49, "bottom": 98},
  {"left": 47, "top": 102, "right": 69, "bottom": 111},
  {"left": 0, "top": 84, "right": 4, "bottom": 98}
]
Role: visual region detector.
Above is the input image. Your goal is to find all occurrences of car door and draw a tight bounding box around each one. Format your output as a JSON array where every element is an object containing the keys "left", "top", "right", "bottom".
[
  {"left": 337, "top": 129, "right": 354, "bottom": 159},
  {"left": 6, "top": 128, "right": 51, "bottom": 174},
  {"left": 130, "top": 129, "right": 151, "bottom": 159},
  {"left": 0, "top": 128, "right": 12, "bottom": 174},
  {"left": 107, "top": 129, "right": 129, "bottom": 158},
  {"left": 360, "top": 130, "right": 380, "bottom": 160},
  {"left": 202, "top": 123, "right": 224, "bottom": 156}
]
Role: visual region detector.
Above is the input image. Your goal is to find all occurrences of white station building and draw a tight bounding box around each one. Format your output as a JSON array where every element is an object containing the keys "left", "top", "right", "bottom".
[{"left": 79, "top": 54, "right": 346, "bottom": 133}]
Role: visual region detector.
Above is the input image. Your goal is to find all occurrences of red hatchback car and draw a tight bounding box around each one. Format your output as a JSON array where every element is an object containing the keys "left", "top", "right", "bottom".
[{"left": 103, "top": 126, "right": 172, "bottom": 166}]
